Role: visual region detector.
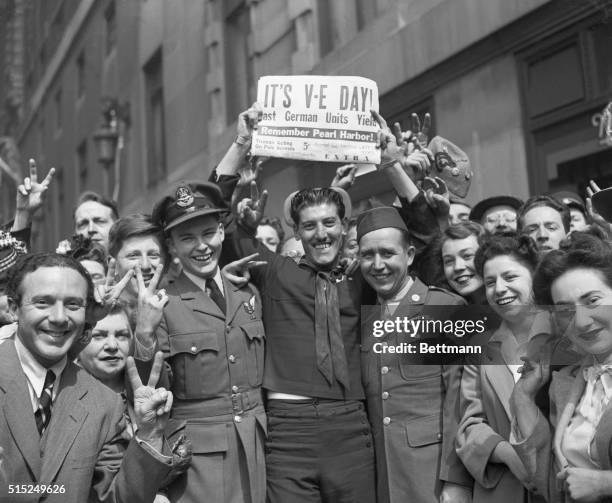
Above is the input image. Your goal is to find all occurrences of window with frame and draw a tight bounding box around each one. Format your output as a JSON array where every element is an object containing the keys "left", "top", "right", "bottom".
[
  {"left": 223, "top": 0, "right": 254, "bottom": 125},
  {"left": 54, "top": 89, "right": 62, "bottom": 132},
  {"left": 76, "top": 51, "right": 85, "bottom": 99},
  {"left": 144, "top": 49, "right": 166, "bottom": 185},
  {"left": 77, "top": 140, "right": 88, "bottom": 194},
  {"left": 105, "top": 1, "right": 116, "bottom": 56}
]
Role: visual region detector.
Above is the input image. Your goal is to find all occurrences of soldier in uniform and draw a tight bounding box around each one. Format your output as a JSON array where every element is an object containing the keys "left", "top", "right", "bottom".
[
  {"left": 134, "top": 181, "right": 266, "bottom": 503},
  {"left": 357, "top": 206, "right": 473, "bottom": 503}
]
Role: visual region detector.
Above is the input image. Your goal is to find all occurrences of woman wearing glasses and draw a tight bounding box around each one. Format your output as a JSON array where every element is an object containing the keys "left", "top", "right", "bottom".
[{"left": 511, "top": 232, "right": 612, "bottom": 502}]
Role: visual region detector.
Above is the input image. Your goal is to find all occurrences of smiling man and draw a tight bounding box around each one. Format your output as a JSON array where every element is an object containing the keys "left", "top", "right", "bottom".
[
  {"left": 357, "top": 206, "right": 472, "bottom": 503},
  {"left": 0, "top": 252, "right": 173, "bottom": 503},
  {"left": 134, "top": 181, "right": 267, "bottom": 503},
  {"left": 233, "top": 186, "right": 377, "bottom": 503},
  {"left": 517, "top": 195, "right": 570, "bottom": 254}
]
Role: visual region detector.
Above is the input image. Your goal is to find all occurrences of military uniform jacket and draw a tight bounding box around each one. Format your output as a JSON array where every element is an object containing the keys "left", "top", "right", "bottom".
[
  {"left": 361, "top": 278, "right": 472, "bottom": 503},
  {"left": 135, "top": 271, "right": 266, "bottom": 502}
]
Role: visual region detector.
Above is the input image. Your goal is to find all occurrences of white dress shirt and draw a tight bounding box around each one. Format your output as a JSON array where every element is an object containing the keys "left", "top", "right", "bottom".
[
  {"left": 14, "top": 335, "right": 66, "bottom": 413},
  {"left": 184, "top": 268, "right": 225, "bottom": 297}
]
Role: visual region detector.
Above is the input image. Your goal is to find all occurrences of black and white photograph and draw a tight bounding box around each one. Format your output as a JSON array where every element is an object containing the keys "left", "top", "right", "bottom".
[{"left": 1, "top": 0, "right": 612, "bottom": 502}]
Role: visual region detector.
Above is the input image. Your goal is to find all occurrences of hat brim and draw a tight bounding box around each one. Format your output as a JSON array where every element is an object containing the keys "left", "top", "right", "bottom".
[
  {"left": 592, "top": 188, "right": 612, "bottom": 223},
  {"left": 470, "top": 196, "right": 523, "bottom": 222},
  {"left": 163, "top": 207, "right": 229, "bottom": 232},
  {"left": 283, "top": 187, "right": 352, "bottom": 227}
]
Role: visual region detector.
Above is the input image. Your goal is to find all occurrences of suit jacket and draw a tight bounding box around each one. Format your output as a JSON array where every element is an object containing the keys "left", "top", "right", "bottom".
[
  {"left": 0, "top": 339, "right": 171, "bottom": 503},
  {"left": 362, "top": 278, "right": 472, "bottom": 503},
  {"left": 512, "top": 361, "right": 612, "bottom": 503},
  {"left": 457, "top": 324, "right": 545, "bottom": 503}
]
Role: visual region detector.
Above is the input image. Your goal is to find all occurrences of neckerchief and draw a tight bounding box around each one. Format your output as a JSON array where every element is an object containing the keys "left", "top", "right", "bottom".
[{"left": 300, "top": 256, "right": 350, "bottom": 389}]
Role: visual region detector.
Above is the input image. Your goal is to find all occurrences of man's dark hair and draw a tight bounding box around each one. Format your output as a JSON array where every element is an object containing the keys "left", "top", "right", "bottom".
[
  {"left": 517, "top": 195, "right": 571, "bottom": 234},
  {"left": 73, "top": 191, "right": 119, "bottom": 222},
  {"left": 108, "top": 213, "right": 167, "bottom": 261},
  {"left": 7, "top": 252, "right": 94, "bottom": 307},
  {"left": 290, "top": 188, "right": 345, "bottom": 226},
  {"left": 259, "top": 216, "right": 285, "bottom": 243}
]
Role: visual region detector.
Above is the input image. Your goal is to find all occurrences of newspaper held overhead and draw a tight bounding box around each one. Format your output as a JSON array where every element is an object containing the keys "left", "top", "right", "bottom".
[{"left": 251, "top": 75, "right": 381, "bottom": 164}]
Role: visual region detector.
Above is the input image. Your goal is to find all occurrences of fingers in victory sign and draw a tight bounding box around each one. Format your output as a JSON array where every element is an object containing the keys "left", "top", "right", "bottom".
[
  {"left": 410, "top": 113, "right": 431, "bottom": 150},
  {"left": 88, "top": 258, "right": 135, "bottom": 324},
  {"left": 222, "top": 252, "right": 267, "bottom": 287},
  {"left": 12, "top": 158, "right": 56, "bottom": 232},
  {"left": 135, "top": 264, "right": 168, "bottom": 335},
  {"left": 127, "top": 351, "right": 173, "bottom": 448},
  {"left": 239, "top": 181, "right": 268, "bottom": 230}
]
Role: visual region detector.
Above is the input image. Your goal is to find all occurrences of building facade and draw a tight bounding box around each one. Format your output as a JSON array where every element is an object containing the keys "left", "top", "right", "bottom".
[{"left": 1, "top": 0, "right": 611, "bottom": 250}]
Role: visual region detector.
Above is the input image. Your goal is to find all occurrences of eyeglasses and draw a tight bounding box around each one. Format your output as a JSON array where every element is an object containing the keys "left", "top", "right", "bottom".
[{"left": 485, "top": 213, "right": 517, "bottom": 225}]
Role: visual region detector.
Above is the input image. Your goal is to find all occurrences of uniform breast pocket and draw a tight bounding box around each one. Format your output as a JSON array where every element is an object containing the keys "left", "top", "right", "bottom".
[
  {"left": 241, "top": 321, "right": 265, "bottom": 386},
  {"left": 169, "top": 332, "right": 220, "bottom": 399},
  {"left": 405, "top": 414, "right": 443, "bottom": 448},
  {"left": 399, "top": 361, "right": 443, "bottom": 381}
]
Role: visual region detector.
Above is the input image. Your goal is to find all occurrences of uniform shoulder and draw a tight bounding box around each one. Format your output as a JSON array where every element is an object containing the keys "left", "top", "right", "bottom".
[{"left": 426, "top": 285, "right": 466, "bottom": 305}]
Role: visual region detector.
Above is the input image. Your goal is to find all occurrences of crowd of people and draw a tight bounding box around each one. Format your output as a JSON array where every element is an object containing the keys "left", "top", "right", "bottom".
[{"left": 2, "top": 98, "right": 612, "bottom": 503}]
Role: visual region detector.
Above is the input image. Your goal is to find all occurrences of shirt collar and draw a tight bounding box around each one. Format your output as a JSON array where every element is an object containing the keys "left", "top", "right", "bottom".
[
  {"left": 183, "top": 268, "right": 224, "bottom": 295},
  {"left": 377, "top": 276, "right": 414, "bottom": 306},
  {"left": 14, "top": 334, "right": 67, "bottom": 400}
]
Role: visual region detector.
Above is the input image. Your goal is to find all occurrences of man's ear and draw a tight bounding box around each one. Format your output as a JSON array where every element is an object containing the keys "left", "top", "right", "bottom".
[
  {"left": 341, "top": 218, "right": 348, "bottom": 236},
  {"left": 218, "top": 222, "right": 225, "bottom": 241},
  {"left": 406, "top": 245, "right": 416, "bottom": 268},
  {"left": 293, "top": 225, "right": 300, "bottom": 241},
  {"left": 7, "top": 297, "right": 19, "bottom": 320}
]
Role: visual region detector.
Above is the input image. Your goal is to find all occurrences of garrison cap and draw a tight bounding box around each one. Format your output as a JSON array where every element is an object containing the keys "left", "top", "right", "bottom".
[{"left": 356, "top": 206, "right": 408, "bottom": 242}]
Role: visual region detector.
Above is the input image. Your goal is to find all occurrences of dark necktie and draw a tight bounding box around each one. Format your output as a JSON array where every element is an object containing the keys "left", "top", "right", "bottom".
[
  {"left": 207, "top": 278, "right": 226, "bottom": 314},
  {"left": 35, "top": 370, "right": 56, "bottom": 436}
]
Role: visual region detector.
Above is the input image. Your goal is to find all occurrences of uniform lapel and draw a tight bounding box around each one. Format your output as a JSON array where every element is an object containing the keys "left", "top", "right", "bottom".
[
  {"left": 175, "top": 272, "right": 224, "bottom": 320},
  {"left": 391, "top": 278, "right": 427, "bottom": 320},
  {"left": 224, "top": 275, "right": 252, "bottom": 325},
  {"left": 40, "top": 362, "right": 89, "bottom": 484},
  {"left": 0, "top": 340, "right": 42, "bottom": 480}
]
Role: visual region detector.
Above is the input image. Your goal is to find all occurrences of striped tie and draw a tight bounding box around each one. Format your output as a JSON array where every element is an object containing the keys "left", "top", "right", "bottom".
[{"left": 35, "top": 370, "right": 56, "bottom": 436}]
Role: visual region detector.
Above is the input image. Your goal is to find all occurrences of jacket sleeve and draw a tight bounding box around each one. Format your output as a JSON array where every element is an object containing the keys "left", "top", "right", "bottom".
[
  {"left": 440, "top": 364, "right": 473, "bottom": 487},
  {"left": 92, "top": 395, "right": 173, "bottom": 503},
  {"left": 510, "top": 377, "right": 561, "bottom": 501},
  {"left": 456, "top": 363, "right": 508, "bottom": 488}
]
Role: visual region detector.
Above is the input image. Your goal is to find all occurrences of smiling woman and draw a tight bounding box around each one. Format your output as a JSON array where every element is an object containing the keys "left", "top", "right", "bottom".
[
  {"left": 511, "top": 232, "right": 612, "bottom": 502},
  {"left": 428, "top": 221, "right": 487, "bottom": 304},
  {"left": 457, "top": 234, "right": 543, "bottom": 503}
]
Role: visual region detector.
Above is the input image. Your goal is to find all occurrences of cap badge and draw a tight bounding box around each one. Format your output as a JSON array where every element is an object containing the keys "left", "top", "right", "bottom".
[{"left": 176, "top": 186, "right": 194, "bottom": 208}]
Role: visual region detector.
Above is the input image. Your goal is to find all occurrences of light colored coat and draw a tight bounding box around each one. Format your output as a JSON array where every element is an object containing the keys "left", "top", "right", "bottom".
[{"left": 457, "top": 325, "right": 545, "bottom": 503}]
